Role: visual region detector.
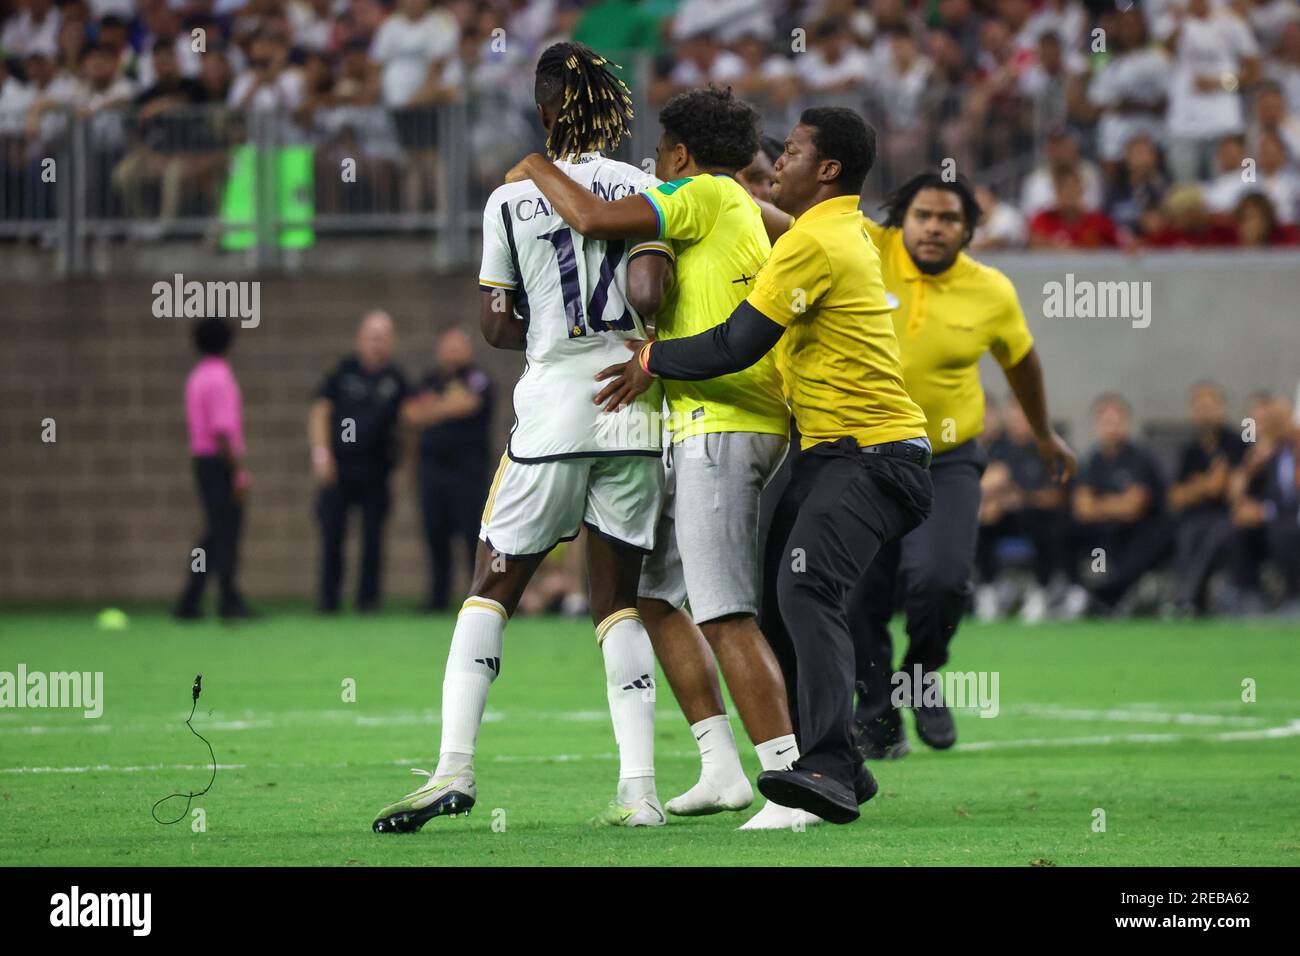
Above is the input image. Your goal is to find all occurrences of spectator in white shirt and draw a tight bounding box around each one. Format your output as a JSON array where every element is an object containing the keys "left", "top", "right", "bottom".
[
  {"left": 134, "top": 3, "right": 204, "bottom": 88},
  {"left": 1163, "top": 0, "right": 1261, "bottom": 182},
  {"left": 672, "top": 0, "right": 776, "bottom": 47},
  {"left": 795, "top": 18, "right": 874, "bottom": 94},
  {"left": 1086, "top": 9, "right": 1169, "bottom": 173},
  {"left": 1268, "top": 20, "right": 1300, "bottom": 115},
  {"left": 1019, "top": 31, "right": 1088, "bottom": 142},
  {"left": 729, "top": 26, "right": 797, "bottom": 112},
  {"left": 876, "top": 26, "right": 932, "bottom": 178},
  {"left": 651, "top": 31, "right": 746, "bottom": 104},
  {"left": 1250, "top": 82, "right": 1300, "bottom": 165},
  {"left": 1201, "top": 133, "right": 1252, "bottom": 213},
  {"left": 970, "top": 182, "right": 1027, "bottom": 250},
  {"left": 369, "top": 0, "right": 459, "bottom": 109},
  {"left": 228, "top": 30, "right": 304, "bottom": 114},
  {"left": 1, "top": 0, "right": 61, "bottom": 58},
  {"left": 288, "top": 0, "right": 337, "bottom": 54},
  {"left": 0, "top": 55, "right": 36, "bottom": 135},
  {"left": 1020, "top": 127, "right": 1104, "bottom": 217},
  {"left": 1019, "top": 0, "right": 1087, "bottom": 55},
  {"left": 1256, "top": 129, "right": 1300, "bottom": 224}
]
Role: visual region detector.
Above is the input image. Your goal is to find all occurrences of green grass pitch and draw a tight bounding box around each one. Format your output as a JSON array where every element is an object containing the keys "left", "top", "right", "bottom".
[{"left": 1, "top": 608, "right": 1296, "bottom": 866}]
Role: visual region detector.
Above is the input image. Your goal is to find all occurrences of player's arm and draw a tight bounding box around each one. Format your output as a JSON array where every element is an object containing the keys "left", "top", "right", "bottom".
[
  {"left": 479, "top": 289, "right": 527, "bottom": 351},
  {"left": 506, "top": 153, "right": 659, "bottom": 239},
  {"left": 1002, "top": 348, "right": 1077, "bottom": 482},
  {"left": 626, "top": 250, "right": 674, "bottom": 321},
  {"left": 592, "top": 301, "right": 784, "bottom": 412}
]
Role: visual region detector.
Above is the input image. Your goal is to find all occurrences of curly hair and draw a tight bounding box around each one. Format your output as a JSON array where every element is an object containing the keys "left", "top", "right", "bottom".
[
  {"left": 798, "top": 106, "right": 876, "bottom": 195},
  {"left": 534, "top": 42, "right": 634, "bottom": 160},
  {"left": 658, "top": 87, "right": 761, "bottom": 174},
  {"left": 881, "top": 171, "right": 982, "bottom": 247}
]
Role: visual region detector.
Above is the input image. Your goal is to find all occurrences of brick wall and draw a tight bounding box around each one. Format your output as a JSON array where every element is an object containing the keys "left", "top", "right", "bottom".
[{"left": 0, "top": 273, "right": 519, "bottom": 602}]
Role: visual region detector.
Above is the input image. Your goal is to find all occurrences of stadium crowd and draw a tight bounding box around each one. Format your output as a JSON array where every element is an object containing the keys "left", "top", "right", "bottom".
[{"left": 3, "top": 0, "right": 1300, "bottom": 242}]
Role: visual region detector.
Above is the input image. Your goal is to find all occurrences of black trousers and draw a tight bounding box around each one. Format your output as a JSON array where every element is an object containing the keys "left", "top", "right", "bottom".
[
  {"left": 976, "top": 506, "right": 1073, "bottom": 586},
  {"left": 1174, "top": 510, "right": 1235, "bottom": 609},
  {"left": 317, "top": 463, "right": 392, "bottom": 611},
  {"left": 761, "top": 438, "right": 933, "bottom": 786},
  {"left": 1229, "top": 515, "right": 1300, "bottom": 597},
  {"left": 851, "top": 439, "right": 985, "bottom": 724},
  {"left": 178, "top": 456, "right": 244, "bottom": 612},
  {"left": 419, "top": 460, "right": 487, "bottom": 609},
  {"left": 1082, "top": 514, "right": 1174, "bottom": 607}
]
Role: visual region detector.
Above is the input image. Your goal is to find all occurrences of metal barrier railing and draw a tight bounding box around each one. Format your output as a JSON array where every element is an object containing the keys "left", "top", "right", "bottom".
[{"left": 1, "top": 57, "right": 1044, "bottom": 275}]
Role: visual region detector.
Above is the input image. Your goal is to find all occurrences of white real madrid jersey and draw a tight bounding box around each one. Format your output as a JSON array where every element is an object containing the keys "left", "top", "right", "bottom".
[{"left": 479, "top": 153, "right": 671, "bottom": 462}]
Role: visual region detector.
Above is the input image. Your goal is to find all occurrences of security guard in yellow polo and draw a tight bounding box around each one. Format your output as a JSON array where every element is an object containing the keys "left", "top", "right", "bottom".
[
  {"left": 594, "top": 108, "right": 933, "bottom": 825},
  {"left": 852, "top": 172, "right": 1077, "bottom": 759}
]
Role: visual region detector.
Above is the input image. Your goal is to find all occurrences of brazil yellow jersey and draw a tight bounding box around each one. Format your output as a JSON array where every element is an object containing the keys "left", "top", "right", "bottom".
[
  {"left": 641, "top": 174, "right": 789, "bottom": 441},
  {"left": 744, "top": 195, "right": 927, "bottom": 451},
  {"left": 864, "top": 219, "right": 1034, "bottom": 452}
]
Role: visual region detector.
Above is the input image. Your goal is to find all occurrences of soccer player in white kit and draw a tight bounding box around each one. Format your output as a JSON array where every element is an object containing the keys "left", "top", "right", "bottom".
[{"left": 373, "top": 43, "right": 675, "bottom": 833}]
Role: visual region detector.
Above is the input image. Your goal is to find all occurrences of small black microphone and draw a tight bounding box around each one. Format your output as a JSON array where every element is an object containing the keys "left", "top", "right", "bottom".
[{"left": 192, "top": 674, "right": 203, "bottom": 701}]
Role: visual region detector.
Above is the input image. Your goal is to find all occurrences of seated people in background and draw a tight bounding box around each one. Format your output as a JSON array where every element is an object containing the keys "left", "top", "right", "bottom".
[
  {"left": 970, "top": 183, "right": 1027, "bottom": 251},
  {"left": 1167, "top": 381, "right": 1246, "bottom": 615},
  {"left": 1225, "top": 393, "right": 1300, "bottom": 616},
  {"left": 1028, "top": 168, "right": 1126, "bottom": 249},
  {"left": 1072, "top": 394, "right": 1173, "bottom": 615},
  {"left": 1234, "top": 192, "right": 1300, "bottom": 247},
  {"left": 1141, "top": 183, "right": 1239, "bottom": 247},
  {"left": 978, "top": 399, "right": 1081, "bottom": 622},
  {"left": 1200, "top": 135, "right": 1252, "bottom": 215},
  {"left": 1104, "top": 134, "right": 1170, "bottom": 235}
]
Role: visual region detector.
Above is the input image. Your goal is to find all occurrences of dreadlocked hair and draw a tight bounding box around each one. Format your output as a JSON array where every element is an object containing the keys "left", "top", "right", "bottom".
[{"left": 534, "top": 42, "right": 634, "bottom": 160}]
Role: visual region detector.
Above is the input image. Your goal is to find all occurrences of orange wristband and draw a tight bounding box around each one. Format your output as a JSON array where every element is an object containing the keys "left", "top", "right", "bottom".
[{"left": 638, "top": 342, "right": 654, "bottom": 375}]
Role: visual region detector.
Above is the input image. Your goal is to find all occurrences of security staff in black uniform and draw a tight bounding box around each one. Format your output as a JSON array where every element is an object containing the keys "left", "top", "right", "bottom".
[
  {"left": 309, "top": 310, "right": 409, "bottom": 612},
  {"left": 403, "top": 327, "right": 494, "bottom": 611},
  {"left": 1072, "top": 393, "right": 1173, "bottom": 614}
]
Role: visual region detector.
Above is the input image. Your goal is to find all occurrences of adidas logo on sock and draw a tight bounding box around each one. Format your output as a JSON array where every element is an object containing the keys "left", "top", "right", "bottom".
[
  {"left": 622, "top": 674, "right": 654, "bottom": 691},
  {"left": 475, "top": 657, "right": 501, "bottom": 676}
]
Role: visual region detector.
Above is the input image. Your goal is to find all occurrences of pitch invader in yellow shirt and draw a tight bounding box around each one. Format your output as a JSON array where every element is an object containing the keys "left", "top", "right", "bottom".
[
  {"left": 852, "top": 173, "right": 1076, "bottom": 760},
  {"left": 597, "top": 108, "right": 934, "bottom": 824},
  {"left": 509, "top": 89, "right": 809, "bottom": 829}
]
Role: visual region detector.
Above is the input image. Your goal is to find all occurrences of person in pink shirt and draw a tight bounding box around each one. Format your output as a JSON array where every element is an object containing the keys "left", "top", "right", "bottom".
[{"left": 175, "top": 318, "right": 257, "bottom": 620}]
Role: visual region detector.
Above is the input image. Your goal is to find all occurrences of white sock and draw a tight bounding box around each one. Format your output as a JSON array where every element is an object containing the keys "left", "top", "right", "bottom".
[
  {"left": 664, "top": 713, "right": 753, "bottom": 815},
  {"left": 755, "top": 734, "right": 799, "bottom": 772},
  {"left": 691, "top": 714, "right": 747, "bottom": 784},
  {"left": 434, "top": 596, "right": 506, "bottom": 778},
  {"left": 598, "top": 609, "right": 656, "bottom": 802}
]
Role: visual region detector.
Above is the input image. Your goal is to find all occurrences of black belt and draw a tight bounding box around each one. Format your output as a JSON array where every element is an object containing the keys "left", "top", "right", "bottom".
[{"left": 861, "top": 439, "right": 932, "bottom": 469}]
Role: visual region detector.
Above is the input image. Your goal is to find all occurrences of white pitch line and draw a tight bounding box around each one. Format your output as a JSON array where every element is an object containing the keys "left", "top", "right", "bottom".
[
  {"left": 1004, "top": 704, "right": 1264, "bottom": 726},
  {"left": 952, "top": 719, "right": 1300, "bottom": 752},
  {"left": 3, "top": 722, "right": 1298, "bottom": 775}
]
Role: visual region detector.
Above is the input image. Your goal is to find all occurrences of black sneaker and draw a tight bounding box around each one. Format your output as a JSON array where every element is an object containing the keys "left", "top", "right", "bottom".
[
  {"left": 172, "top": 602, "right": 203, "bottom": 621},
  {"left": 852, "top": 762, "right": 878, "bottom": 805},
  {"left": 912, "top": 702, "right": 957, "bottom": 750},
  {"left": 218, "top": 603, "right": 262, "bottom": 621},
  {"left": 756, "top": 768, "right": 859, "bottom": 825},
  {"left": 855, "top": 707, "right": 910, "bottom": 760}
]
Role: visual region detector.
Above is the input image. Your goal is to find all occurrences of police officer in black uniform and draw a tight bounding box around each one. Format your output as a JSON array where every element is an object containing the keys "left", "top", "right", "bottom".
[
  {"left": 309, "top": 311, "right": 409, "bottom": 612},
  {"left": 403, "top": 327, "right": 494, "bottom": 611}
]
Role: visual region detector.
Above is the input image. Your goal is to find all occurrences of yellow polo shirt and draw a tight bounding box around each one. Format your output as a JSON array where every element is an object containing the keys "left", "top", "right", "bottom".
[
  {"left": 745, "top": 195, "right": 927, "bottom": 450},
  {"left": 642, "top": 175, "right": 789, "bottom": 441},
  {"left": 864, "top": 220, "right": 1034, "bottom": 452}
]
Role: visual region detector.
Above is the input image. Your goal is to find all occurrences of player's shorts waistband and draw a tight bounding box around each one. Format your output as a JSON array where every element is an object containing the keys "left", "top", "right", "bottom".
[{"left": 860, "top": 436, "right": 932, "bottom": 470}]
